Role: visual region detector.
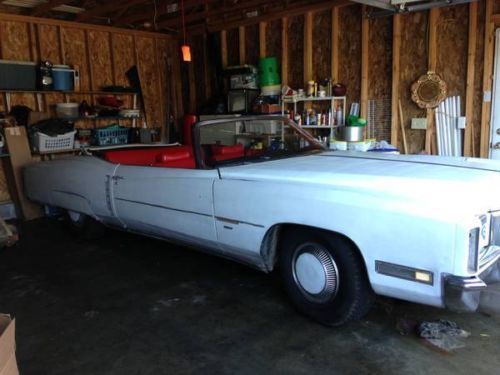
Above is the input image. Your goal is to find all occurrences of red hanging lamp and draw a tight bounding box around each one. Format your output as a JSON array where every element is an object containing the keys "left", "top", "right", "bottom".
[{"left": 180, "top": 0, "right": 191, "bottom": 62}]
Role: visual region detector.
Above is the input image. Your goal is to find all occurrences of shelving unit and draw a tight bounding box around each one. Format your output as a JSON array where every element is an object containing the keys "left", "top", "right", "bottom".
[
  {"left": 281, "top": 96, "right": 347, "bottom": 139},
  {"left": 1, "top": 89, "right": 140, "bottom": 127}
]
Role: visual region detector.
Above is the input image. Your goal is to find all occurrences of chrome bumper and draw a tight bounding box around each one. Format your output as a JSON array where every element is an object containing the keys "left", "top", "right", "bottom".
[{"left": 444, "top": 255, "right": 500, "bottom": 313}]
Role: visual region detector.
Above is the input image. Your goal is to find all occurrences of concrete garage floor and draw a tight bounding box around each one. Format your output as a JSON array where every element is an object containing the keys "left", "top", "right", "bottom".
[{"left": 1, "top": 219, "right": 499, "bottom": 375}]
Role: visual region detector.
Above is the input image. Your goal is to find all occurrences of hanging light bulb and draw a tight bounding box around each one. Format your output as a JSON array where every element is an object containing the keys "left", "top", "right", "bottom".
[
  {"left": 180, "top": 0, "right": 191, "bottom": 62},
  {"left": 181, "top": 44, "right": 192, "bottom": 62}
]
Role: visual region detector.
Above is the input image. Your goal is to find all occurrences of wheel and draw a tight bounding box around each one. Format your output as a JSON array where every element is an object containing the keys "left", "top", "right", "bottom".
[
  {"left": 66, "top": 210, "right": 105, "bottom": 239},
  {"left": 279, "top": 228, "right": 374, "bottom": 326}
]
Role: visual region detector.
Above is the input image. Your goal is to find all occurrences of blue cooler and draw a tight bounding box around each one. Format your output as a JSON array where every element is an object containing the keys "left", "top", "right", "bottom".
[{"left": 52, "top": 65, "right": 75, "bottom": 91}]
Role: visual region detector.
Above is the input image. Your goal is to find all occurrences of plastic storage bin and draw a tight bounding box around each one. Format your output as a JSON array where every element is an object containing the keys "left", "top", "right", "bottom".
[
  {"left": 32, "top": 130, "right": 76, "bottom": 152},
  {"left": 52, "top": 65, "right": 75, "bottom": 91},
  {"left": 56, "top": 103, "right": 79, "bottom": 119},
  {"left": 93, "top": 125, "right": 129, "bottom": 146}
]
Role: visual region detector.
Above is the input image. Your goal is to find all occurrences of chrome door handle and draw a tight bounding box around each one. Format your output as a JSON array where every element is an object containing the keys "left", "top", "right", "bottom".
[
  {"left": 497, "top": 129, "right": 500, "bottom": 135},
  {"left": 493, "top": 142, "right": 500, "bottom": 150}
]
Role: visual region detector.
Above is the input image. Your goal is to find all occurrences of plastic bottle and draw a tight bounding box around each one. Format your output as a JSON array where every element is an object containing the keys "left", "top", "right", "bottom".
[{"left": 336, "top": 104, "right": 343, "bottom": 126}]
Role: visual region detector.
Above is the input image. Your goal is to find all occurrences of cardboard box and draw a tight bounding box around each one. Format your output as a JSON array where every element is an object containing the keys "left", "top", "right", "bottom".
[{"left": 0, "top": 315, "right": 19, "bottom": 375}]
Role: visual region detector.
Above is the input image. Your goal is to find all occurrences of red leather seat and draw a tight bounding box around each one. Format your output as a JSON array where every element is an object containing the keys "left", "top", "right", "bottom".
[
  {"left": 103, "top": 146, "right": 196, "bottom": 169},
  {"left": 210, "top": 144, "right": 245, "bottom": 162}
]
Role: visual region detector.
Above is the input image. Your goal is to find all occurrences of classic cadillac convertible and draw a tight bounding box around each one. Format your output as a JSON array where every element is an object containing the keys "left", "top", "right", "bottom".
[{"left": 24, "top": 116, "right": 500, "bottom": 325}]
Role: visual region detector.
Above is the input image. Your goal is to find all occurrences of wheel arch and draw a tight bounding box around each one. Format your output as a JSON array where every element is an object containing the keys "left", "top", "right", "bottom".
[{"left": 259, "top": 223, "right": 369, "bottom": 277}]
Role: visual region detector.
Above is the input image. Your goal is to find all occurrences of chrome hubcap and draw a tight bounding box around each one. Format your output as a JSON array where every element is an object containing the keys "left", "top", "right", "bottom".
[{"left": 292, "top": 243, "right": 339, "bottom": 303}]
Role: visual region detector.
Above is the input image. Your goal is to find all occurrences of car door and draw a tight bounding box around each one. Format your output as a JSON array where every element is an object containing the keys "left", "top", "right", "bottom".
[{"left": 112, "top": 165, "right": 219, "bottom": 247}]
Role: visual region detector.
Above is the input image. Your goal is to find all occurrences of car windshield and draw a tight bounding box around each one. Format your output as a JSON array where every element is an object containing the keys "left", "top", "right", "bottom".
[{"left": 198, "top": 116, "right": 325, "bottom": 168}]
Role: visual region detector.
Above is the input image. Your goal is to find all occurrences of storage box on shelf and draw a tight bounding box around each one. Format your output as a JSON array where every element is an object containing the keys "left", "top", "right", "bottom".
[
  {"left": 92, "top": 125, "right": 129, "bottom": 146},
  {"left": 31, "top": 130, "right": 77, "bottom": 153}
]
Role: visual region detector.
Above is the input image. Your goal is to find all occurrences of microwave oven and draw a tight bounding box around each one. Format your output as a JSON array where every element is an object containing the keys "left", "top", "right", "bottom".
[{"left": 227, "top": 89, "right": 259, "bottom": 114}]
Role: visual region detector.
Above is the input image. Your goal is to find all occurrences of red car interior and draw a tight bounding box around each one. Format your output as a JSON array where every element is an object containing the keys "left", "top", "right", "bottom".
[
  {"left": 103, "top": 146, "right": 196, "bottom": 169},
  {"left": 210, "top": 144, "right": 245, "bottom": 162}
]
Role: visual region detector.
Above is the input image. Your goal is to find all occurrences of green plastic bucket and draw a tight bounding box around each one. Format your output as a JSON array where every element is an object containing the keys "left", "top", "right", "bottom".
[{"left": 259, "top": 57, "right": 280, "bottom": 86}]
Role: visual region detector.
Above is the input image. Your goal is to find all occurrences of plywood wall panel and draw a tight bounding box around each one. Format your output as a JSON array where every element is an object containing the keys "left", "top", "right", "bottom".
[
  {"left": 227, "top": 27, "right": 239, "bottom": 66},
  {"left": 287, "top": 15, "right": 304, "bottom": 90},
  {"left": 312, "top": 9, "right": 331, "bottom": 82},
  {"left": 192, "top": 35, "right": 206, "bottom": 110},
  {"left": 135, "top": 36, "right": 162, "bottom": 127},
  {"left": 399, "top": 12, "right": 428, "bottom": 154},
  {"left": 368, "top": 16, "right": 392, "bottom": 141},
  {"left": 37, "top": 24, "right": 64, "bottom": 114},
  {"left": 0, "top": 21, "right": 36, "bottom": 109},
  {"left": 37, "top": 24, "right": 60, "bottom": 63},
  {"left": 473, "top": 0, "right": 486, "bottom": 157},
  {"left": 111, "top": 33, "right": 135, "bottom": 109},
  {"left": 61, "top": 27, "right": 91, "bottom": 91},
  {"left": 436, "top": 4, "right": 468, "bottom": 106},
  {"left": 88, "top": 30, "right": 114, "bottom": 90},
  {"left": 266, "top": 19, "right": 281, "bottom": 61},
  {"left": 338, "top": 5, "right": 361, "bottom": 109},
  {"left": 111, "top": 33, "right": 135, "bottom": 87},
  {"left": 245, "top": 23, "right": 259, "bottom": 66}
]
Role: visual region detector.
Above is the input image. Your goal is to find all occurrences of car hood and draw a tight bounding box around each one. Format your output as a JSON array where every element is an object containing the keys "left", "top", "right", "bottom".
[{"left": 218, "top": 151, "right": 500, "bottom": 217}]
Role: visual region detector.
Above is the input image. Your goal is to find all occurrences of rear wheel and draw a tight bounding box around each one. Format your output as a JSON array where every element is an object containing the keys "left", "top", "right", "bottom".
[{"left": 279, "top": 228, "right": 374, "bottom": 326}]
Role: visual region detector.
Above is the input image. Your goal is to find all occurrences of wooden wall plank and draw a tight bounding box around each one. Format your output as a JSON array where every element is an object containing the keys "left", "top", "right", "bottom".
[
  {"left": 480, "top": 0, "right": 494, "bottom": 158},
  {"left": 227, "top": 27, "right": 239, "bottom": 66},
  {"left": 338, "top": 4, "right": 361, "bottom": 110},
  {"left": 238, "top": 26, "right": 245, "bottom": 64},
  {"left": 304, "top": 12, "right": 313, "bottom": 85},
  {"left": 472, "top": 0, "right": 485, "bottom": 157},
  {"left": 464, "top": 1, "right": 478, "bottom": 157},
  {"left": 287, "top": 15, "right": 304, "bottom": 90},
  {"left": 331, "top": 7, "right": 339, "bottom": 82},
  {"left": 259, "top": 22, "right": 267, "bottom": 58},
  {"left": 266, "top": 19, "right": 281, "bottom": 61},
  {"left": 245, "top": 23, "right": 259, "bottom": 65},
  {"left": 425, "top": 7, "right": 439, "bottom": 154},
  {"left": 391, "top": 14, "right": 401, "bottom": 147},
  {"left": 87, "top": 30, "right": 114, "bottom": 90},
  {"left": 135, "top": 36, "right": 163, "bottom": 127},
  {"left": 369, "top": 15, "right": 392, "bottom": 142},
  {"left": 312, "top": 9, "right": 331, "bottom": 82},
  {"left": 281, "top": 17, "right": 288, "bottom": 86},
  {"left": 399, "top": 12, "right": 428, "bottom": 154},
  {"left": 220, "top": 29, "right": 228, "bottom": 68},
  {"left": 360, "top": 7, "right": 368, "bottom": 119}
]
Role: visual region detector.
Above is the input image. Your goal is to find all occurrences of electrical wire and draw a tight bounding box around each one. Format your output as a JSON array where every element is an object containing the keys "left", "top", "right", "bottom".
[
  {"left": 181, "top": 0, "right": 186, "bottom": 45},
  {"left": 153, "top": 0, "right": 158, "bottom": 30}
]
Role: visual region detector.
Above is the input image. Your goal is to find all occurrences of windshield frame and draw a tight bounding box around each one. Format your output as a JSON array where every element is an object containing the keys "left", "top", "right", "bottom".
[{"left": 192, "top": 115, "right": 325, "bottom": 169}]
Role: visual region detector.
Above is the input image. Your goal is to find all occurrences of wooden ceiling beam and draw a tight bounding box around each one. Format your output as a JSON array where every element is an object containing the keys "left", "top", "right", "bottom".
[
  {"left": 115, "top": 0, "right": 212, "bottom": 27},
  {"left": 75, "top": 0, "right": 148, "bottom": 22},
  {"left": 160, "top": 0, "right": 303, "bottom": 29},
  {"left": 206, "top": 0, "right": 350, "bottom": 32},
  {"left": 31, "top": 0, "right": 69, "bottom": 16}
]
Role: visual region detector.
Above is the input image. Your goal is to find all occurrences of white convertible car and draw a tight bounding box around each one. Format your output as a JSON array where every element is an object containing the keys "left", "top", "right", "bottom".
[{"left": 24, "top": 116, "right": 500, "bottom": 325}]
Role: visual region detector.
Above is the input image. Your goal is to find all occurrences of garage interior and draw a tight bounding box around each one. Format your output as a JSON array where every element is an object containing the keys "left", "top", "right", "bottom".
[{"left": 0, "top": 0, "right": 499, "bottom": 374}]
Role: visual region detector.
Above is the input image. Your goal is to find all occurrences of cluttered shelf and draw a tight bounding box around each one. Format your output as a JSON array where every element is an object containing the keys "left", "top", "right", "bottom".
[
  {"left": 0, "top": 90, "right": 138, "bottom": 96},
  {"left": 63, "top": 115, "right": 142, "bottom": 122},
  {"left": 282, "top": 95, "right": 346, "bottom": 104}
]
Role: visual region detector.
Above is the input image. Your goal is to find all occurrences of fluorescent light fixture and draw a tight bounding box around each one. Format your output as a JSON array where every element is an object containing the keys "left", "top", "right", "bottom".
[{"left": 52, "top": 5, "right": 84, "bottom": 13}]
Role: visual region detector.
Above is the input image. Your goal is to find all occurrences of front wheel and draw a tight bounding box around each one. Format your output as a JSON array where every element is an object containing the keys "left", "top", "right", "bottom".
[
  {"left": 279, "top": 229, "right": 374, "bottom": 326},
  {"left": 66, "top": 210, "right": 105, "bottom": 239}
]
